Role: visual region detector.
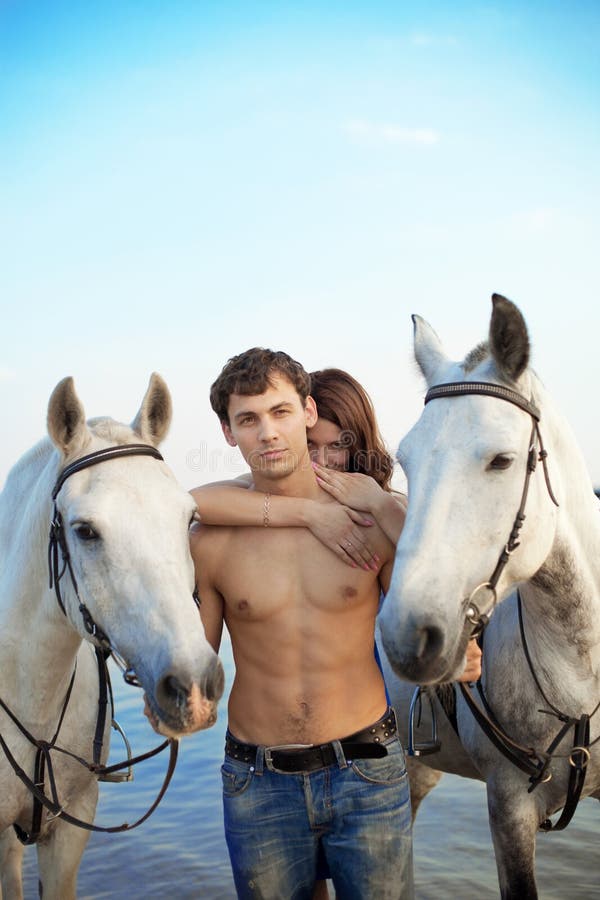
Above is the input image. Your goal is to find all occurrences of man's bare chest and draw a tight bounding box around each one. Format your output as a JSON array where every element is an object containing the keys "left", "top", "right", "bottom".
[{"left": 215, "top": 527, "right": 381, "bottom": 622}]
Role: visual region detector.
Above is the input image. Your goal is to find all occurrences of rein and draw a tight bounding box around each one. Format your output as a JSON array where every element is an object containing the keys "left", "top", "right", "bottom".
[
  {"left": 1, "top": 443, "right": 181, "bottom": 843},
  {"left": 425, "top": 381, "right": 597, "bottom": 830}
]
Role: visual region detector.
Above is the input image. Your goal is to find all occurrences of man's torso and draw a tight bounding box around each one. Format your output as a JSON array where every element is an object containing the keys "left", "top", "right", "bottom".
[{"left": 194, "top": 512, "right": 395, "bottom": 745}]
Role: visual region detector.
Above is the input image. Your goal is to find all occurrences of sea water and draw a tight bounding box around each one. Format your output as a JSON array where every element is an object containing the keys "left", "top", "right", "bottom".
[{"left": 21, "top": 637, "right": 598, "bottom": 898}]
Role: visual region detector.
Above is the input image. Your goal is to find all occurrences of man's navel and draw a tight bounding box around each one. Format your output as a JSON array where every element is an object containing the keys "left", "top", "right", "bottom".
[{"left": 285, "top": 699, "right": 312, "bottom": 737}]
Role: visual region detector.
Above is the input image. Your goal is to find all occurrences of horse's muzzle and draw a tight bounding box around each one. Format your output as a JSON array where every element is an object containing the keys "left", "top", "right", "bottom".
[
  {"left": 380, "top": 613, "right": 469, "bottom": 685},
  {"left": 146, "top": 656, "right": 225, "bottom": 737}
]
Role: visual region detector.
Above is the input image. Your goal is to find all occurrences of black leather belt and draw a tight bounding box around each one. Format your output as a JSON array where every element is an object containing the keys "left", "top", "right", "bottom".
[{"left": 225, "top": 708, "right": 397, "bottom": 773}]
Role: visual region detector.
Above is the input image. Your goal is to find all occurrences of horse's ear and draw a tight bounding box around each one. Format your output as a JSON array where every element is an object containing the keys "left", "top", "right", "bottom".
[
  {"left": 489, "top": 294, "right": 530, "bottom": 383},
  {"left": 131, "top": 373, "right": 172, "bottom": 446},
  {"left": 47, "top": 376, "right": 90, "bottom": 457},
  {"left": 412, "top": 314, "right": 450, "bottom": 385}
]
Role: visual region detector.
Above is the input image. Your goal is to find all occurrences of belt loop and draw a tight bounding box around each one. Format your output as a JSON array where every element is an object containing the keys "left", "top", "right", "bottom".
[
  {"left": 254, "top": 744, "right": 265, "bottom": 776},
  {"left": 332, "top": 739, "right": 348, "bottom": 769}
]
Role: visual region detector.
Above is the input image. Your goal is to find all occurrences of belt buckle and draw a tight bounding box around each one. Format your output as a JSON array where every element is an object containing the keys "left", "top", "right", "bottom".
[{"left": 264, "top": 742, "right": 313, "bottom": 771}]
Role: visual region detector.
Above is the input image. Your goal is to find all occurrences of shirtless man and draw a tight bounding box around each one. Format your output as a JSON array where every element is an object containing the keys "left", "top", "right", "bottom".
[{"left": 191, "top": 348, "right": 479, "bottom": 900}]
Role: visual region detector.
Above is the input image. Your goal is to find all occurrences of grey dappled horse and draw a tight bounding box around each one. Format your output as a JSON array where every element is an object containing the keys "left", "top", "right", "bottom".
[{"left": 380, "top": 296, "right": 599, "bottom": 899}]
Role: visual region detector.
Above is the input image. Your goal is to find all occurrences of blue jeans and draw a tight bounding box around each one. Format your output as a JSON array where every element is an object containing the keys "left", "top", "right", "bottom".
[{"left": 221, "top": 730, "right": 413, "bottom": 899}]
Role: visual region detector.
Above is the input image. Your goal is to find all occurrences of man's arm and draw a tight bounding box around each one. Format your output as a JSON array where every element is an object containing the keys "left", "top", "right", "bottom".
[
  {"left": 189, "top": 525, "right": 225, "bottom": 653},
  {"left": 191, "top": 482, "right": 376, "bottom": 568}
]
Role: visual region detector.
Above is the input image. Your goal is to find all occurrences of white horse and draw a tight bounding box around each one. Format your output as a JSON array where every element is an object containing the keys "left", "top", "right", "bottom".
[
  {"left": 379, "top": 295, "right": 599, "bottom": 899},
  {"left": 0, "top": 374, "right": 224, "bottom": 900}
]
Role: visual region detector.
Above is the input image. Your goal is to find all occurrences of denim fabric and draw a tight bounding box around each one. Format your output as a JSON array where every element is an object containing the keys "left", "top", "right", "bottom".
[{"left": 221, "top": 732, "right": 413, "bottom": 899}]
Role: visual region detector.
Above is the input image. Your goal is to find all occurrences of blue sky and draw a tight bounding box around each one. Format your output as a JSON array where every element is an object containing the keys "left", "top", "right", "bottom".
[{"left": 1, "top": 0, "right": 599, "bottom": 488}]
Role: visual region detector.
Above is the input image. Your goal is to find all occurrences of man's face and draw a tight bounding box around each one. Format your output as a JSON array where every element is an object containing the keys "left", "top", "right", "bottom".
[{"left": 222, "top": 374, "right": 317, "bottom": 481}]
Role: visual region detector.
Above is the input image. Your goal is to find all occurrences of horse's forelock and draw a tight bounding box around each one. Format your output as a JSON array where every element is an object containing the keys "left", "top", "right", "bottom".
[
  {"left": 87, "top": 417, "right": 141, "bottom": 445},
  {"left": 462, "top": 341, "right": 490, "bottom": 373}
]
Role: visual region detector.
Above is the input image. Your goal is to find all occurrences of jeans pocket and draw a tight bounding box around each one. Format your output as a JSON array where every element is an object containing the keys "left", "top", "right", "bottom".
[
  {"left": 221, "top": 760, "right": 254, "bottom": 797},
  {"left": 350, "top": 739, "right": 408, "bottom": 785}
]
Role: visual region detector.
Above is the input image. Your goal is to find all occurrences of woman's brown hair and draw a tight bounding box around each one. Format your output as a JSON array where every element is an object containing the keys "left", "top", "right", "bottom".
[{"left": 309, "top": 368, "right": 394, "bottom": 491}]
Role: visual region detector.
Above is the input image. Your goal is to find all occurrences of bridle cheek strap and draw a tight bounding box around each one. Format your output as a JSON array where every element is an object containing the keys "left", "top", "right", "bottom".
[
  {"left": 424, "top": 381, "right": 559, "bottom": 631},
  {"left": 48, "top": 444, "right": 164, "bottom": 646}
]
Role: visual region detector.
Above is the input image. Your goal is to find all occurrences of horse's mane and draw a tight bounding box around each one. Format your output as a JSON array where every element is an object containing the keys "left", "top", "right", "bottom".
[
  {"left": 1, "top": 438, "right": 54, "bottom": 496},
  {"left": 462, "top": 344, "right": 547, "bottom": 399}
]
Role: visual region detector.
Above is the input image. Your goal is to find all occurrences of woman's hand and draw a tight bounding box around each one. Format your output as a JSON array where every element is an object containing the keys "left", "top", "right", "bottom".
[
  {"left": 458, "top": 639, "right": 483, "bottom": 683},
  {"left": 305, "top": 500, "right": 379, "bottom": 570},
  {"left": 312, "top": 463, "right": 384, "bottom": 515}
]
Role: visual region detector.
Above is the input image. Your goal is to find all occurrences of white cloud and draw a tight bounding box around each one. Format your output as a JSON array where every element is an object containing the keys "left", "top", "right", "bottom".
[
  {"left": 0, "top": 367, "right": 16, "bottom": 382},
  {"left": 343, "top": 119, "right": 440, "bottom": 147}
]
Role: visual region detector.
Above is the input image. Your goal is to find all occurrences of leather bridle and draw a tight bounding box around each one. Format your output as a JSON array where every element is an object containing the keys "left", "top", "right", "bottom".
[
  {"left": 1, "top": 443, "right": 183, "bottom": 843},
  {"left": 424, "top": 381, "right": 559, "bottom": 636},
  {"left": 49, "top": 443, "right": 165, "bottom": 672}
]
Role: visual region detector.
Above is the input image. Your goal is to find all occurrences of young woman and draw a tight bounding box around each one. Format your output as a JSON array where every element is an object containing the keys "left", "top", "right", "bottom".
[
  {"left": 307, "top": 367, "right": 406, "bottom": 549},
  {"left": 191, "top": 367, "right": 406, "bottom": 569}
]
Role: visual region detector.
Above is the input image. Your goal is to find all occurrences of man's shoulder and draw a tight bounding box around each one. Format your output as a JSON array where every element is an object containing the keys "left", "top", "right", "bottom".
[{"left": 189, "top": 522, "right": 234, "bottom": 558}]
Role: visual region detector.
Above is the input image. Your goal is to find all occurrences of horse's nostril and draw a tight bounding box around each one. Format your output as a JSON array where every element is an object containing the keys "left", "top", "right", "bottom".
[
  {"left": 204, "top": 656, "right": 225, "bottom": 702},
  {"left": 156, "top": 659, "right": 225, "bottom": 714},
  {"left": 416, "top": 624, "right": 444, "bottom": 663},
  {"left": 158, "top": 673, "right": 190, "bottom": 711}
]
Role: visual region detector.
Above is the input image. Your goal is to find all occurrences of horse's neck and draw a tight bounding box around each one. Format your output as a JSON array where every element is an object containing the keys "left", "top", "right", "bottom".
[
  {"left": 0, "top": 439, "right": 83, "bottom": 724},
  {"left": 522, "top": 377, "right": 600, "bottom": 685}
]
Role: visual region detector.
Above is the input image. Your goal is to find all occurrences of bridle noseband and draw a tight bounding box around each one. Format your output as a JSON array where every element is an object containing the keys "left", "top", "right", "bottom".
[{"left": 424, "top": 381, "right": 559, "bottom": 635}]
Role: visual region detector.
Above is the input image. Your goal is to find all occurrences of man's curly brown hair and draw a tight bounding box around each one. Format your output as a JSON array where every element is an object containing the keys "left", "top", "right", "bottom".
[{"left": 210, "top": 348, "right": 311, "bottom": 425}]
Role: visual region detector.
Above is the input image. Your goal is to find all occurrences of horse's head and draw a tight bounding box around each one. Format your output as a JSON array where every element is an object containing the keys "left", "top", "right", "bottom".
[
  {"left": 380, "top": 295, "right": 559, "bottom": 683},
  {"left": 46, "top": 373, "right": 224, "bottom": 737}
]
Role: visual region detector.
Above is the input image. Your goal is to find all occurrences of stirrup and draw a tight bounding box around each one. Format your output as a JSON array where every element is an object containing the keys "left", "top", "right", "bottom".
[
  {"left": 407, "top": 686, "right": 441, "bottom": 756},
  {"left": 98, "top": 718, "right": 134, "bottom": 783}
]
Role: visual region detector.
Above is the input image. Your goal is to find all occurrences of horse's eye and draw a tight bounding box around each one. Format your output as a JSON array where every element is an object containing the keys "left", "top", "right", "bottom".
[
  {"left": 489, "top": 455, "right": 513, "bottom": 471},
  {"left": 73, "top": 523, "right": 99, "bottom": 541}
]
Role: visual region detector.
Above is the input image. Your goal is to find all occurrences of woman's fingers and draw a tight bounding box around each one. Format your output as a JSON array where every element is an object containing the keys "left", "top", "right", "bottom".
[
  {"left": 347, "top": 507, "right": 374, "bottom": 527},
  {"left": 340, "top": 529, "right": 379, "bottom": 570},
  {"left": 314, "top": 464, "right": 376, "bottom": 513},
  {"left": 315, "top": 472, "right": 343, "bottom": 499}
]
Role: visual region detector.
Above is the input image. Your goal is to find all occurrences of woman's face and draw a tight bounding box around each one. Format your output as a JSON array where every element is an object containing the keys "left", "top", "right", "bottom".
[{"left": 307, "top": 417, "right": 350, "bottom": 471}]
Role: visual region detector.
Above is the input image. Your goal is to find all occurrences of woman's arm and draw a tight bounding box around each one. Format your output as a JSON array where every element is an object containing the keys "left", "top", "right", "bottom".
[
  {"left": 312, "top": 463, "right": 406, "bottom": 545},
  {"left": 190, "top": 481, "right": 377, "bottom": 569}
]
